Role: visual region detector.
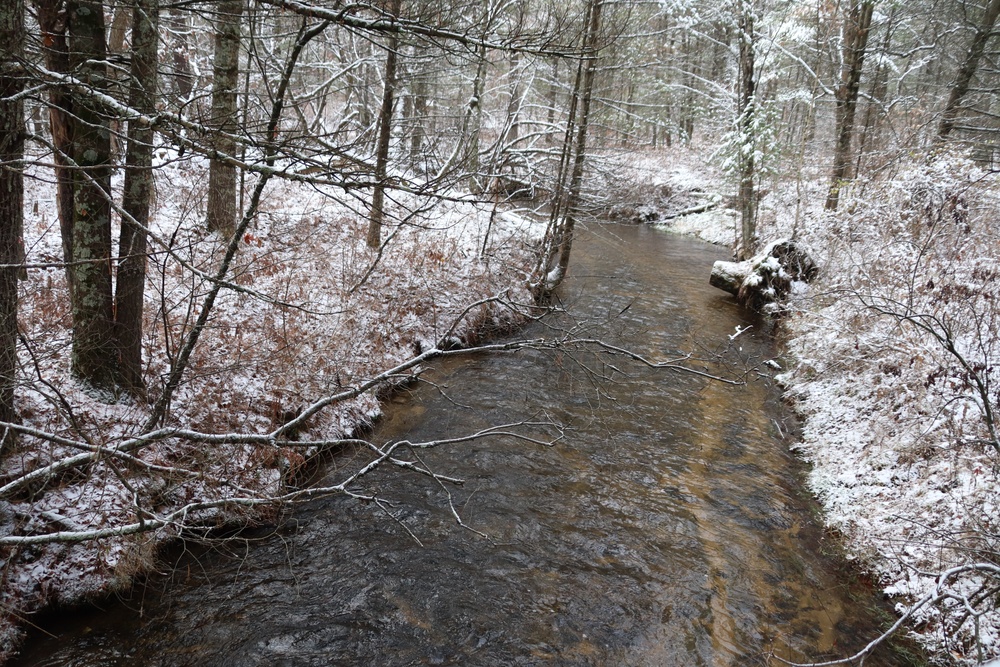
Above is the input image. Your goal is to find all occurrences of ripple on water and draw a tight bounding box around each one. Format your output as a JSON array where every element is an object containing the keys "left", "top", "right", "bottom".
[{"left": 12, "top": 225, "right": 917, "bottom": 667}]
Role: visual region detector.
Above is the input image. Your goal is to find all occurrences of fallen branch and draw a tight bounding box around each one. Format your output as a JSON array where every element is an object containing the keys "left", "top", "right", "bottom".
[{"left": 661, "top": 199, "right": 720, "bottom": 220}]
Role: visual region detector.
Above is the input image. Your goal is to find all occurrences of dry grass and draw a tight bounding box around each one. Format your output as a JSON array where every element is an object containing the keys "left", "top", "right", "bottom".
[{"left": 0, "top": 159, "right": 540, "bottom": 659}]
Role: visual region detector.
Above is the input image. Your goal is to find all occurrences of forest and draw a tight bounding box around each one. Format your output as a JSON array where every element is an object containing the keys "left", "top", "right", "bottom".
[{"left": 1, "top": 0, "right": 1000, "bottom": 663}]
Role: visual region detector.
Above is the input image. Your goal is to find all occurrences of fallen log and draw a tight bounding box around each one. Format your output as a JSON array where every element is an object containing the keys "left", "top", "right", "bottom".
[
  {"left": 662, "top": 199, "right": 720, "bottom": 220},
  {"left": 710, "top": 239, "right": 818, "bottom": 313}
]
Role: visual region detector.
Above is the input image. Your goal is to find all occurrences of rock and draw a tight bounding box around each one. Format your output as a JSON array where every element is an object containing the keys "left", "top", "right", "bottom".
[{"left": 710, "top": 239, "right": 817, "bottom": 313}]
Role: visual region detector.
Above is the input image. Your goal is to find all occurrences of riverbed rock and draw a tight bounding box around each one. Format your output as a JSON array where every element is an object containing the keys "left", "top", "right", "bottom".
[{"left": 710, "top": 239, "right": 817, "bottom": 313}]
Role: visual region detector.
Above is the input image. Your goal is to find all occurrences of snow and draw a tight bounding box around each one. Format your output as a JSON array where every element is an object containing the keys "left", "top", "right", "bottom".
[
  {"left": 621, "top": 146, "right": 1000, "bottom": 665},
  {"left": 775, "top": 156, "right": 1000, "bottom": 664},
  {"left": 7, "top": 138, "right": 1000, "bottom": 665},
  {"left": 0, "top": 152, "right": 543, "bottom": 659}
]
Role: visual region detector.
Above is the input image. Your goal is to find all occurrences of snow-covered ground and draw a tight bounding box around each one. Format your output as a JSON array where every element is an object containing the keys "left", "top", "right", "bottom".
[
  {"left": 641, "top": 146, "right": 1000, "bottom": 665},
  {"left": 0, "top": 154, "right": 543, "bottom": 659},
  {"left": 6, "top": 141, "right": 999, "bottom": 665}
]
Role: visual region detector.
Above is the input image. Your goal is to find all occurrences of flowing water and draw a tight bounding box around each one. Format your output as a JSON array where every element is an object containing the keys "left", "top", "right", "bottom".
[{"left": 13, "top": 224, "right": 912, "bottom": 666}]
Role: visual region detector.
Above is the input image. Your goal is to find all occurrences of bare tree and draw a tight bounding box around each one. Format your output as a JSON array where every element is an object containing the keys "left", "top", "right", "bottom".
[
  {"left": 537, "top": 0, "right": 604, "bottom": 294},
  {"left": 735, "top": 0, "right": 758, "bottom": 259},
  {"left": 34, "top": 0, "right": 75, "bottom": 298},
  {"left": 367, "top": 0, "right": 402, "bottom": 249},
  {"left": 936, "top": 0, "right": 1000, "bottom": 141},
  {"left": 825, "top": 0, "right": 874, "bottom": 211}
]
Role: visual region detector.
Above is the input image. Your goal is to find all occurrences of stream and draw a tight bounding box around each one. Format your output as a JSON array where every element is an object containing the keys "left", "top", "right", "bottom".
[{"left": 13, "top": 223, "right": 911, "bottom": 666}]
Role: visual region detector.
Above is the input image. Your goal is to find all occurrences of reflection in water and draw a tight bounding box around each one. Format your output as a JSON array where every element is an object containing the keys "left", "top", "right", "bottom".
[{"left": 13, "top": 224, "right": 910, "bottom": 667}]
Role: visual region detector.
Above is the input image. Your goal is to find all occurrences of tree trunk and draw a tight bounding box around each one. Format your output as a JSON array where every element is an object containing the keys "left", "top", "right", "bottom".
[
  {"left": 505, "top": 51, "right": 522, "bottom": 148},
  {"left": 115, "top": 0, "right": 159, "bottom": 395},
  {"left": 466, "top": 45, "right": 488, "bottom": 194},
  {"left": 168, "top": 5, "right": 193, "bottom": 102},
  {"left": 408, "top": 70, "right": 427, "bottom": 167},
  {"left": 545, "top": 0, "right": 602, "bottom": 292},
  {"left": 546, "top": 57, "right": 558, "bottom": 142},
  {"left": 35, "top": 0, "right": 76, "bottom": 300},
  {"left": 937, "top": 0, "right": 1000, "bottom": 141},
  {"left": 0, "top": 0, "right": 25, "bottom": 449},
  {"left": 825, "top": 0, "right": 874, "bottom": 211},
  {"left": 67, "top": 0, "right": 118, "bottom": 389},
  {"left": 106, "top": 0, "right": 131, "bottom": 160},
  {"left": 367, "top": 0, "right": 402, "bottom": 249},
  {"left": 736, "top": 0, "right": 758, "bottom": 260},
  {"left": 206, "top": 0, "right": 244, "bottom": 236}
]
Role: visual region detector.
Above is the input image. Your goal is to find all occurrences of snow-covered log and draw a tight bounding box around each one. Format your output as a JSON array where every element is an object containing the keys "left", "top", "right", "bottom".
[
  {"left": 710, "top": 239, "right": 817, "bottom": 313},
  {"left": 709, "top": 258, "right": 750, "bottom": 295}
]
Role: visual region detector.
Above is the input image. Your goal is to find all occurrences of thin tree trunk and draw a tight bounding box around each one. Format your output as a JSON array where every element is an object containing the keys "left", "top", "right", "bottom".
[
  {"left": 466, "top": 44, "right": 488, "bottom": 194},
  {"left": 825, "top": 0, "right": 874, "bottom": 211},
  {"left": 108, "top": 0, "right": 129, "bottom": 51},
  {"left": 367, "top": 0, "right": 402, "bottom": 249},
  {"left": 506, "top": 51, "right": 522, "bottom": 148},
  {"left": 736, "top": 0, "right": 758, "bottom": 259},
  {"left": 168, "top": 6, "right": 193, "bottom": 102},
  {"left": 35, "top": 0, "right": 75, "bottom": 300},
  {"left": 0, "top": 0, "right": 25, "bottom": 450},
  {"left": 937, "top": 0, "right": 1000, "bottom": 140},
  {"left": 106, "top": 0, "right": 131, "bottom": 160},
  {"left": 206, "top": 0, "right": 244, "bottom": 235},
  {"left": 115, "top": 0, "right": 159, "bottom": 395},
  {"left": 549, "top": 0, "right": 603, "bottom": 290},
  {"left": 67, "top": 0, "right": 118, "bottom": 389},
  {"left": 408, "top": 69, "right": 427, "bottom": 166}
]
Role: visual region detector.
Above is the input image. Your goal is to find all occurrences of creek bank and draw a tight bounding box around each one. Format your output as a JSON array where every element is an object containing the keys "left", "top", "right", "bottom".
[
  {"left": 631, "top": 148, "right": 999, "bottom": 665},
  {"left": 0, "top": 164, "right": 544, "bottom": 663},
  {"left": 7, "top": 223, "right": 922, "bottom": 667},
  {"left": 709, "top": 239, "right": 818, "bottom": 313}
]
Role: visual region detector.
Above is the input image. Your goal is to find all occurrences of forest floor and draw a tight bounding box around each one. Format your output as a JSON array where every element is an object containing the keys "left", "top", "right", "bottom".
[
  {"left": 635, "top": 144, "right": 1000, "bottom": 665},
  {"left": 0, "top": 153, "right": 543, "bottom": 660}
]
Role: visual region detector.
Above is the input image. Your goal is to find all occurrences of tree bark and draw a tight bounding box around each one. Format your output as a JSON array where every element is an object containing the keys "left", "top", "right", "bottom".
[
  {"left": 106, "top": 0, "right": 131, "bottom": 160},
  {"left": 546, "top": 0, "right": 602, "bottom": 291},
  {"left": 0, "top": 0, "right": 25, "bottom": 449},
  {"left": 407, "top": 61, "right": 427, "bottom": 166},
  {"left": 736, "top": 0, "right": 758, "bottom": 260},
  {"left": 825, "top": 0, "right": 874, "bottom": 211},
  {"left": 466, "top": 44, "right": 488, "bottom": 194},
  {"left": 115, "top": 0, "right": 159, "bottom": 395},
  {"left": 67, "top": 0, "right": 118, "bottom": 389},
  {"left": 937, "top": 0, "right": 1000, "bottom": 141},
  {"left": 168, "top": 5, "right": 193, "bottom": 102},
  {"left": 505, "top": 51, "right": 522, "bottom": 149},
  {"left": 206, "top": 0, "right": 244, "bottom": 236},
  {"left": 34, "top": 0, "right": 76, "bottom": 300},
  {"left": 367, "top": 0, "right": 401, "bottom": 249}
]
